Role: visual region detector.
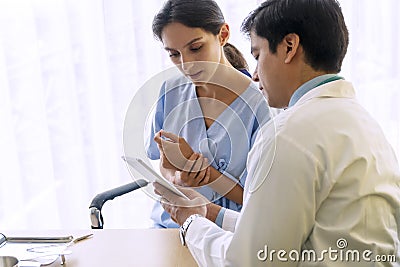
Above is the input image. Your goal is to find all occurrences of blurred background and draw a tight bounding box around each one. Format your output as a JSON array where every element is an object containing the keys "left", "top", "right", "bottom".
[{"left": 0, "top": 0, "right": 399, "bottom": 230}]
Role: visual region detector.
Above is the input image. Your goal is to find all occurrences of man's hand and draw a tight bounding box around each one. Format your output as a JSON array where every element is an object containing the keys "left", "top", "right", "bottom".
[{"left": 154, "top": 182, "right": 208, "bottom": 225}]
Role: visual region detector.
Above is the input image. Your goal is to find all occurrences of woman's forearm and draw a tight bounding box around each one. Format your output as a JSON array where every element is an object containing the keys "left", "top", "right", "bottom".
[
  {"left": 160, "top": 159, "right": 243, "bottom": 205},
  {"left": 207, "top": 167, "right": 243, "bottom": 205}
]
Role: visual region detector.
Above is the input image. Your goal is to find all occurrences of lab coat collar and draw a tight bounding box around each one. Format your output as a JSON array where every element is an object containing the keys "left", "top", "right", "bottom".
[{"left": 292, "top": 80, "right": 356, "bottom": 108}]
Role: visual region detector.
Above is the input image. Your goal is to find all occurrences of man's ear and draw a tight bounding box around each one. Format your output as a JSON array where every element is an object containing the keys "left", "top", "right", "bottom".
[
  {"left": 219, "top": 23, "right": 230, "bottom": 46},
  {"left": 283, "top": 33, "right": 300, "bottom": 64}
]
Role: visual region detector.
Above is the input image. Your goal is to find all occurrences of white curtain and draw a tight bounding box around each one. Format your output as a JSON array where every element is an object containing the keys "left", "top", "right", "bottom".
[
  {"left": 0, "top": 0, "right": 399, "bottom": 230},
  {"left": 339, "top": 0, "right": 400, "bottom": 157}
]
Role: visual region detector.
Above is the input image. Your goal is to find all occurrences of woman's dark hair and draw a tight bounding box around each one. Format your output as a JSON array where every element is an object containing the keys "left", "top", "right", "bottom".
[
  {"left": 152, "top": 0, "right": 225, "bottom": 41},
  {"left": 241, "top": 0, "right": 349, "bottom": 73},
  {"left": 153, "top": 0, "right": 251, "bottom": 75},
  {"left": 223, "top": 43, "right": 249, "bottom": 71}
]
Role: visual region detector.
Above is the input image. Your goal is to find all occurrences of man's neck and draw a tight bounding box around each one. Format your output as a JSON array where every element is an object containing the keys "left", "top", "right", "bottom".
[{"left": 300, "top": 68, "right": 333, "bottom": 86}]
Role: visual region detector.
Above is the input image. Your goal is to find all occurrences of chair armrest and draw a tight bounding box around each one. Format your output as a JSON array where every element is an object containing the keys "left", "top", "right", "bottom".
[{"left": 89, "top": 179, "right": 149, "bottom": 229}]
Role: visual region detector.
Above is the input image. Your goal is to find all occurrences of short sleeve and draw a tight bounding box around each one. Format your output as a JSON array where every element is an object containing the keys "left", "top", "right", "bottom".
[
  {"left": 250, "top": 98, "right": 271, "bottom": 148},
  {"left": 144, "top": 82, "right": 166, "bottom": 160}
]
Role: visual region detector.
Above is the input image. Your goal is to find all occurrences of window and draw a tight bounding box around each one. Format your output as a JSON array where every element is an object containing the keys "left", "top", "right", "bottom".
[{"left": 0, "top": 0, "right": 398, "bottom": 230}]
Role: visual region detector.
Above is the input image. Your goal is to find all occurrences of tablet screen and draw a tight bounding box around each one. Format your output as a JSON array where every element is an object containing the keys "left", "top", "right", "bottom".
[{"left": 122, "top": 156, "right": 190, "bottom": 200}]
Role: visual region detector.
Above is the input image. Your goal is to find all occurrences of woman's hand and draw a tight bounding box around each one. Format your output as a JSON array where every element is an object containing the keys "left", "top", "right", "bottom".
[
  {"left": 154, "top": 131, "right": 177, "bottom": 171},
  {"left": 172, "top": 153, "right": 211, "bottom": 187},
  {"left": 154, "top": 130, "right": 195, "bottom": 170}
]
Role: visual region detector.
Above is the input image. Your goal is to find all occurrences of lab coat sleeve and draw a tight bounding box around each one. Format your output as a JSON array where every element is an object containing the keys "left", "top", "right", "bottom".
[
  {"left": 185, "top": 125, "right": 326, "bottom": 266},
  {"left": 185, "top": 217, "right": 235, "bottom": 266}
]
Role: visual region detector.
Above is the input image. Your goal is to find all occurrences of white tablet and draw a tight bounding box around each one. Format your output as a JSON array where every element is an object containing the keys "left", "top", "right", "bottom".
[{"left": 122, "top": 156, "right": 190, "bottom": 200}]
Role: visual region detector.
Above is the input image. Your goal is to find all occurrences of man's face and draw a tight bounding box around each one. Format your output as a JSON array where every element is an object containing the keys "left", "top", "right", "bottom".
[{"left": 250, "top": 32, "right": 290, "bottom": 108}]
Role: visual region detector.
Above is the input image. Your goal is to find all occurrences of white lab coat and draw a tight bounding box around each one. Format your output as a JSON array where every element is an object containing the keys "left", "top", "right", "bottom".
[{"left": 185, "top": 80, "right": 400, "bottom": 266}]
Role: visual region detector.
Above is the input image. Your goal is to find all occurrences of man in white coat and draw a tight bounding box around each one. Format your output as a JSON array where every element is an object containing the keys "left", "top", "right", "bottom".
[{"left": 154, "top": 0, "right": 400, "bottom": 266}]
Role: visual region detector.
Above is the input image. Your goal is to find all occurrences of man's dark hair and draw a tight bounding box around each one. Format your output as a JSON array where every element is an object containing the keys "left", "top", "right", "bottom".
[{"left": 241, "top": 0, "right": 349, "bottom": 73}]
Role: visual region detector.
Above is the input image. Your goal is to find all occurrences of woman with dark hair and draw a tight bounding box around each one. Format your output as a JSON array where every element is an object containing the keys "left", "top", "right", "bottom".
[
  {"left": 223, "top": 43, "right": 251, "bottom": 77},
  {"left": 145, "top": 0, "right": 271, "bottom": 228}
]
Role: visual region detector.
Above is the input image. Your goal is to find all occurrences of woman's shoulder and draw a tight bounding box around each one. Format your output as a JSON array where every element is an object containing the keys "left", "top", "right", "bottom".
[
  {"left": 240, "top": 81, "right": 265, "bottom": 103},
  {"left": 160, "top": 74, "right": 194, "bottom": 99}
]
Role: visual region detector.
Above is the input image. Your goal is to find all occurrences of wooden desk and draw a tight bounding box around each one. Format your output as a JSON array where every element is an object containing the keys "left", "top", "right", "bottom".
[{"left": 6, "top": 229, "right": 198, "bottom": 267}]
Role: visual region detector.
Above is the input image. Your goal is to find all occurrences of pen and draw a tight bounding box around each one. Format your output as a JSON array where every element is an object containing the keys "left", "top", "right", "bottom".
[{"left": 73, "top": 233, "right": 93, "bottom": 244}]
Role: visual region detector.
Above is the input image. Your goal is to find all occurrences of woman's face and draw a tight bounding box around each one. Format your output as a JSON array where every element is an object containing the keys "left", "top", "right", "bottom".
[{"left": 161, "top": 22, "right": 225, "bottom": 84}]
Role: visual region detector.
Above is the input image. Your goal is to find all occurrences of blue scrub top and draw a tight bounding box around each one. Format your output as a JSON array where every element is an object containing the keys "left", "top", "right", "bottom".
[{"left": 145, "top": 74, "right": 270, "bottom": 228}]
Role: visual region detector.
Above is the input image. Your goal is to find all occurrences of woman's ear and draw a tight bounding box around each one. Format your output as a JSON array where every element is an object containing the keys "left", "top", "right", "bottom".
[
  {"left": 218, "top": 23, "right": 230, "bottom": 46},
  {"left": 283, "top": 33, "right": 300, "bottom": 64}
]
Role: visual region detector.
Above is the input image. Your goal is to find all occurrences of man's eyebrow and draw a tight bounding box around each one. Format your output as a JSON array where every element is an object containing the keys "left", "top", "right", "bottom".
[{"left": 164, "top": 37, "right": 203, "bottom": 51}]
